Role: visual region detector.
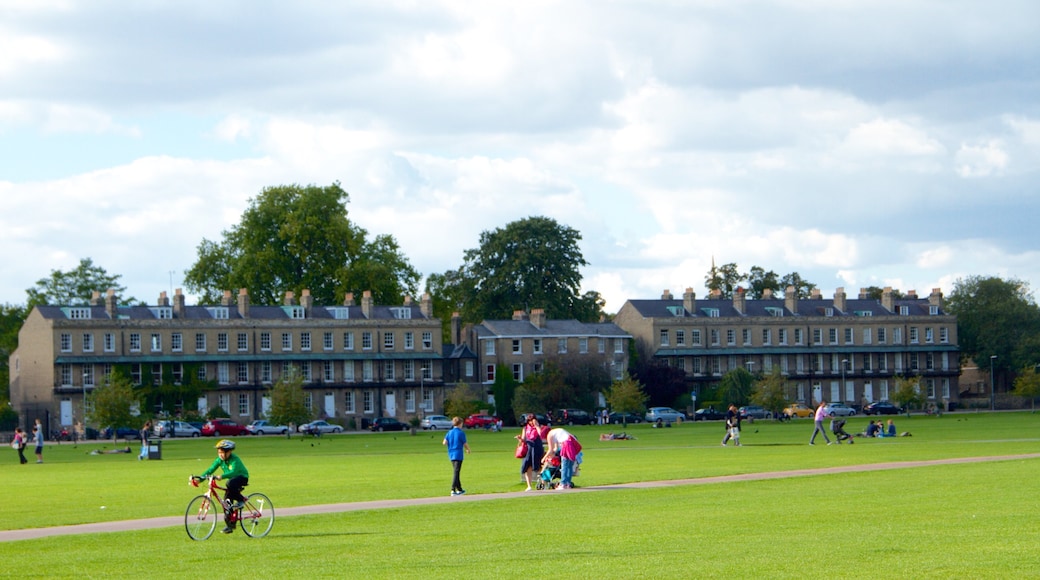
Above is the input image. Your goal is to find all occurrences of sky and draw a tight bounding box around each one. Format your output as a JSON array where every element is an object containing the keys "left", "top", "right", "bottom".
[{"left": 2, "top": 0, "right": 1039, "bottom": 314}]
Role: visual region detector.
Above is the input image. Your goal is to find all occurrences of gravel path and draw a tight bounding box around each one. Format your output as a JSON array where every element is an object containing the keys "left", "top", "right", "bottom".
[{"left": 3, "top": 453, "right": 1037, "bottom": 542}]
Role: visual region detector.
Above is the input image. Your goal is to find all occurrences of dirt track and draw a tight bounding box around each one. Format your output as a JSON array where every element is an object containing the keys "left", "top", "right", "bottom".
[{"left": 3, "top": 453, "right": 1037, "bottom": 542}]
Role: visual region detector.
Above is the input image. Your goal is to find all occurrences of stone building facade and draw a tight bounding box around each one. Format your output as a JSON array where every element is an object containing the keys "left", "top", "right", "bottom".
[
  {"left": 9, "top": 288, "right": 446, "bottom": 431},
  {"left": 614, "top": 286, "right": 960, "bottom": 408}
]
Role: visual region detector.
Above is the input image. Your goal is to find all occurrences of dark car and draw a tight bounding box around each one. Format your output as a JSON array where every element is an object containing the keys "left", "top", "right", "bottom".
[
  {"left": 693, "top": 408, "right": 726, "bottom": 421},
  {"left": 553, "top": 409, "right": 592, "bottom": 425},
  {"left": 201, "top": 418, "right": 249, "bottom": 436},
  {"left": 738, "top": 405, "right": 770, "bottom": 420},
  {"left": 102, "top": 426, "right": 139, "bottom": 439},
  {"left": 864, "top": 401, "right": 901, "bottom": 415},
  {"left": 608, "top": 412, "right": 643, "bottom": 425},
  {"left": 370, "top": 417, "right": 409, "bottom": 432}
]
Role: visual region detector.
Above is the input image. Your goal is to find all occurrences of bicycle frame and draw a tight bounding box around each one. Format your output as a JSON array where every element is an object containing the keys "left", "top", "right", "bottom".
[{"left": 185, "top": 476, "right": 274, "bottom": 540}]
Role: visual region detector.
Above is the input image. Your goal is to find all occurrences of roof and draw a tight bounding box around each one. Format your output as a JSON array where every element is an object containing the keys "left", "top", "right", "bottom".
[
  {"left": 473, "top": 319, "right": 630, "bottom": 338},
  {"left": 621, "top": 296, "right": 946, "bottom": 320}
]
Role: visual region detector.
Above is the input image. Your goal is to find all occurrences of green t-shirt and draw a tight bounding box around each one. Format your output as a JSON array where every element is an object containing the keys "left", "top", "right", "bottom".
[{"left": 201, "top": 453, "right": 249, "bottom": 480}]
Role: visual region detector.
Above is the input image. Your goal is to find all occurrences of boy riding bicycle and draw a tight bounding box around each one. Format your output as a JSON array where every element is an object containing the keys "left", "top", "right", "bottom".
[{"left": 193, "top": 439, "right": 250, "bottom": 534}]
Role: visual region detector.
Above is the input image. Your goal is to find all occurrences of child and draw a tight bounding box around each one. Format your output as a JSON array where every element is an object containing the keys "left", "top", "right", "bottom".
[
  {"left": 442, "top": 417, "right": 470, "bottom": 496},
  {"left": 13, "top": 428, "right": 27, "bottom": 464},
  {"left": 195, "top": 439, "right": 250, "bottom": 533},
  {"left": 831, "top": 418, "right": 853, "bottom": 444}
]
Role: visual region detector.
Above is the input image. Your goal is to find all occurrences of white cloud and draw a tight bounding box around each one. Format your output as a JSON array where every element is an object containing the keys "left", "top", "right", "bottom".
[{"left": 955, "top": 141, "right": 1008, "bottom": 177}]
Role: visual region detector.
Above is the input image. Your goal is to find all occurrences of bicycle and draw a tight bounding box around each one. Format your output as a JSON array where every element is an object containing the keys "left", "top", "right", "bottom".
[{"left": 185, "top": 475, "right": 274, "bottom": 540}]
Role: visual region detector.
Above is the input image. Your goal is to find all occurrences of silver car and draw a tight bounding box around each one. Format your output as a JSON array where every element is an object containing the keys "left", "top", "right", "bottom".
[
  {"left": 154, "top": 420, "right": 201, "bottom": 438},
  {"left": 824, "top": 402, "right": 857, "bottom": 417},
  {"left": 644, "top": 407, "right": 686, "bottom": 423},
  {"left": 420, "top": 415, "right": 454, "bottom": 430}
]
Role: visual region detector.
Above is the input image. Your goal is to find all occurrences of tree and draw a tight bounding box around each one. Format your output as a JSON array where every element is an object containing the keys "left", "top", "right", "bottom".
[
  {"left": 862, "top": 286, "right": 905, "bottom": 300},
  {"left": 436, "top": 216, "right": 601, "bottom": 324},
  {"left": 444, "top": 382, "right": 486, "bottom": 419},
  {"left": 184, "top": 183, "right": 418, "bottom": 305},
  {"left": 511, "top": 386, "right": 545, "bottom": 423},
  {"left": 86, "top": 372, "right": 141, "bottom": 440},
  {"left": 26, "top": 258, "right": 135, "bottom": 307},
  {"left": 779, "top": 272, "right": 816, "bottom": 299},
  {"left": 629, "top": 340, "right": 688, "bottom": 408},
  {"left": 266, "top": 370, "right": 312, "bottom": 429},
  {"left": 946, "top": 276, "right": 1040, "bottom": 389},
  {"left": 520, "top": 361, "right": 578, "bottom": 411},
  {"left": 704, "top": 262, "right": 745, "bottom": 298},
  {"left": 491, "top": 366, "right": 520, "bottom": 426},
  {"left": 604, "top": 376, "right": 648, "bottom": 426},
  {"left": 1011, "top": 365, "right": 1040, "bottom": 413},
  {"left": 747, "top": 266, "right": 781, "bottom": 300},
  {"left": 0, "top": 303, "right": 28, "bottom": 401},
  {"left": 718, "top": 367, "right": 754, "bottom": 407},
  {"left": 891, "top": 375, "right": 923, "bottom": 417},
  {"left": 750, "top": 368, "right": 790, "bottom": 418}
]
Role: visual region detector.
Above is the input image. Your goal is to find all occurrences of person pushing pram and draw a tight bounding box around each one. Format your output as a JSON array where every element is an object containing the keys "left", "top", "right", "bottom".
[{"left": 830, "top": 417, "right": 853, "bottom": 444}]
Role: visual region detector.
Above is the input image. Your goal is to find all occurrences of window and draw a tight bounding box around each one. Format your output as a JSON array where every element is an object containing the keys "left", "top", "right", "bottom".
[
  {"left": 383, "top": 332, "right": 394, "bottom": 349},
  {"left": 129, "top": 333, "right": 141, "bottom": 352},
  {"left": 327, "top": 307, "right": 349, "bottom": 320},
  {"left": 926, "top": 353, "right": 935, "bottom": 371},
  {"left": 422, "top": 331, "right": 433, "bottom": 349},
  {"left": 742, "top": 328, "right": 751, "bottom": 345},
  {"left": 261, "top": 361, "right": 272, "bottom": 383},
  {"left": 929, "top": 305, "right": 939, "bottom": 316},
  {"left": 465, "top": 360, "right": 474, "bottom": 378},
  {"left": 391, "top": 307, "right": 411, "bottom": 319},
  {"left": 260, "top": 332, "right": 271, "bottom": 351},
  {"left": 324, "top": 361, "right": 335, "bottom": 382},
  {"left": 702, "top": 308, "right": 720, "bottom": 318},
  {"left": 104, "top": 333, "right": 115, "bottom": 352},
  {"left": 405, "top": 389, "right": 415, "bottom": 413},
  {"left": 692, "top": 329, "right": 702, "bottom": 346},
  {"left": 363, "top": 360, "right": 373, "bottom": 382},
  {"left": 217, "top": 332, "right": 228, "bottom": 352},
  {"left": 925, "top": 328, "right": 934, "bottom": 343},
  {"left": 285, "top": 306, "right": 305, "bottom": 319},
  {"left": 614, "top": 338, "right": 624, "bottom": 353},
  {"left": 726, "top": 329, "right": 735, "bottom": 345},
  {"left": 878, "top": 354, "right": 888, "bottom": 372},
  {"left": 512, "top": 339, "right": 522, "bottom": 354},
  {"left": 218, "top": 362, "right": 230, "bottom": 384},
  {"left": 300, "top": 362, "right": 312, "bottom": 382},
  {"left": 237, "top": 363, "right": 249, "bottom": 384},
  {"left": 131, "top": 364, "right": 142, "bottom": 385},
  {"left": 710, "top": 329, "right": 720, "bottom": 346},
  {"left": 899, "top": 306, "right": 909, "bottom": 316},
  {"left": 862, "top": 328, "right": 872, "bottom": 345},
  {"left": 579, "top": 338, "right": 588, "bottom": 354},
  {"left": 301, "top": 332, "right": 312, "bottom": 351},
  {"left": 877, "top": 327, "right": 887, "bottom": 344},
  {"left": 197, "top": 365, "right": 207, "bottom": 381},
  {"left": 150, "top": 307, "right": 172, "bottom": 319},
  {"left": 659, "top": 329, "right": 669, "bottom": 346},
  {"left": 66, "top": 307, "right": 91, "bottom": 319},
  {"left": 151, "top": 333, "right": 162, "bottom": 352},
  {"left": 362, "top": 332, "right": 372, "bottom": 350},
  {"left": 766, "top": 307, "right": 784, "bottom": 317},
  {"left": 533, "top": 339, "right": 543, "bottom": 354},
  {"left": 61, "top": 364, "right": 73, "bottom": 386},
  {"left": 343, "top": 332, "right": 354, "bottom": 350},
  {"left": 324, "top": 332, "right": 334, "bottom": 350},
  {"left": 171, "top": 333, "right": 182, "bottom": 352},
  {"left": 404, "top": 360, "right": 415, "bottom": 381},
  {"left": 82, "top": 334, "right": 94, "bottom": 353},
  {"left": 485, "top": 340, "right": 495, "bottom": 356},
  {"left": 384, "top": 360, "right": 395, "bottom": 381},
  {"left": 557, "top": 338, "right": 567, "bottom": 354},
  {"left": 238, "top": 393, "right": 249, "bottom": 416},
  {"left": 762, "top": 329, "right": 772, "bottom": 345},
  {"left": 207, "top": 307, "right": 229, "bottom": 319},
  {"left": 343, "top": 361, "right": 355, "bottom": 382},
  {"left": 344, "top": 391, "right": 355, "bottom": 414},
  {"left": 828, "top": 328, "right": 837, "bottom": 344},
  {"left": 778, "top": 328, "right": 787, "bottom": 345},
  {"left": 152, "top": 363, "right": 163, "bottom": 385},
  {"left": 940, "top": 327, "right": 949, "bottom": 343},
  {"left": 675, "top": 330, "right": 686, "bottom": 346},
  {"left": 172, "top": 363, "right": 182, "bottom": 384},
  {"left": 862, "top": 355, "right": 872, "bottom": 373},
  {"left": 844, "top": 328, "right": 853, "bottom": 345},
  {"left": 692, "top": 357, "right": 702, "bottom": 375},
  {"left": 909, "top": 353, "right": 919, "bottom": 372},
  {"left": 909, "top": 327, "right": 919, "bottom": 344},
  {"left": 422, "top": 388, "right": 433, "bottom": 412},
  {"left": 237, "top": 332, "right": 248, "bottom": 351},
  {"left": 282, "top": 332, "right": 293, "bottom": 351},
  {"left": 405, "top": 332, "right": 414, "bottom": 350},
  {"left": 60, "top": 333, "right": 72, "bottom": 352},
  {"left": 421, "top": 361, "right": 433, "bottom": 381},
  {"left": 794, "top": 328, "right": 804, "bottom": 345},
  {"left": 363, "top": 391, "right": 373, "bottom": 413},
  {"left": 512, "top": 363, "right": 523, "bottom": 381},
  {"left": 812, "top": 329, "right": 821, "bottom": 345},
  {"left": 485, "top": 364, "right": 496, "bottom": 382}
]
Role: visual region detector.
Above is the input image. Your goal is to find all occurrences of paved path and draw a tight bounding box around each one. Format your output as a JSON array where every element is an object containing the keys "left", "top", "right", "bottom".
[{"left": 3, "top": 453, "right": 1037, "bottom": 542}]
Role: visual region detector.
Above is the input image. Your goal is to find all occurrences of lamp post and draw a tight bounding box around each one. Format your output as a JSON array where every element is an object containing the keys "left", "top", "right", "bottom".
[
  {"left": 990, "top": 355, "right": 997, "bottom": 411},
  {"left": 841, "top": 359, "right": 848, "bottom": 403}
]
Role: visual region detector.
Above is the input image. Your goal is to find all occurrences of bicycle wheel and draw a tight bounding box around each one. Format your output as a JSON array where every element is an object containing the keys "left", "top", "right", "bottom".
[
  {"left": 185, "top": 495, "right": 218, "bottom": 541},
  {"left": 240, "top": 493, "right": 274, "bottom": 538}
]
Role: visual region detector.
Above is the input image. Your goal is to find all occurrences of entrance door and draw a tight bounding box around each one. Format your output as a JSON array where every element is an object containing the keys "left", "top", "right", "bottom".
[
  {"left": 385, "top": 393, "right": 396, "bottom": 416},
  {"left": 60, "top": 398, "right": 73, "bottom": 426},
  {"left": 324, "top": 393, "right": 335, "bottom": 418}
]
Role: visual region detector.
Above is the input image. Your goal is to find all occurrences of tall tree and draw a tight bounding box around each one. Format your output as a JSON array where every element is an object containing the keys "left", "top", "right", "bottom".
[
  {"left": 491, "top": 366, "right": 520, "bottom": 426},
  {"left": 750, "top": 368, "right": 790, "bottom": 418},
  {"left": 266, "top": 370, "right": 312, "bottom": 430},
  {"left": 862, "top": 286, "right": 905, "bottom": 300},
  {"left": 1011, "top": 365, "right": 1040, "bottom": 413},
  {"left": 747, "top": 266, "right": 781, "bottom": 299},
  {"left": 185, "top": 183, "right": 418, "bottom": 305},
  {"left": 891, "top": 375, "right": 924, "bottom": 416},
  {"left": 718, "top": 367, "right": 754, "bottom": 407},
  {"left": 86, "top": 371, "right": 141, "bottom": 438},
  {"left": 704, "top": 262, "right": 745, "bottom": 298},
  {"left": 0, "top": 303, "right": 28, "bottom": 401},
  {"left": 26, "top": 258, "right": 135, "bottom": 307},
  {"left": 945, "top": 276, "right": 1040, "bottom": 382},
  {"left": 604, "top": 376, "right": 649, "bottom": 426},
  {"left": 779, "top": 272, "right": 816, "bottom": 299},
  {"left": 443, "top": 216, "right": 600, "bottom": 323}
]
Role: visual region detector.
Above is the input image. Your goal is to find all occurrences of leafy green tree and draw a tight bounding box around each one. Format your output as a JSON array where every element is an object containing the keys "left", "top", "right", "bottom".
[
  {"left": 779, "top": 272, "right": 816, "bottom": 299},
  {"left": 862, "top": 286, "right": 905, "bottom": 300},
  {"left": 750, "top": 368, "right": 790, "bottom": 418},
  {"left": 444, "top": 382, "right": 485, "bottom": 419},
  {"left": 718, "top": 367, "right": 754, "bottom": 407},
  {"left": 747, "top": 266, "right": 781, "bottom": 299},
  {"left": 629, "top": 340, "right": 689, "bottom": 408},
  {"left": 704, "top": 262, "right": 745, "bottom": 298},
  {"left": 27, "top": 258, "right": 135, "bottom": 307},
  {"left": 1011, "top": 365, "right": 1040, "bottom": 413},
  {"left": 185, "top": 183, "right": 418, "bottom": 305},
  {"left": 267, "top": 370, "right": 312, "bottom": 429},
  {"left": 604, "top": 376, "right": 648, "bottom": 426},
  {"left": 437, "top": 216, "right": 601, "bottom": 324},
  {"left": 559, "top": 357, "right": 611, "bottom": 410},
  {"left": 491, "top": 365, "right": 519, "bottom": 426},
  {"left": 0, "top": 303, "right": 28, "bottom": 401},
  {"left": 511, "top": 386, "right": 545, "bottom": 423},
  {"left": 891, "top": 375, "right": 923, "bottom": 417},
  {"left": 520, "top": 360, "right": 576, "bottom": 410},
  {"left": 946, "top": 276, "right": 1040, "bottom": 389},
  {"left": 87, "top": 372, "right": 142, "bottom": 439}
]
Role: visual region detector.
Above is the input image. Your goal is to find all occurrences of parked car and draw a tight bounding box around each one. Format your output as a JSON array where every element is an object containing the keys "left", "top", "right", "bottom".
[
  {"left": 298, "top": 420, "right": 343, "bottom": 435},
  {"left": 645, "top": 407, "right": 686, "bottom": 423},
  {"left": 738, "top": 405, "right": 771, "bottom": 420},
  {"left": 201, "top": 418, "right": 249, "bottom": 437},
  {"left": 864, "top": 401, "right": 901, "bottom": 415},
  {"left": 783, "top": 403, "right": 815, "bottom": 418},
  {"left": 463, "top": 414, "right": 499, "bottom": 429},
  {"left": 608, "top": 412, "right": 643, "bottom": 424},
  {"left": 246, "top": 420, "right": 289, "bottom": 435},
  {"left": 534, "top": 413, "right": 552, "bottom": 426},
  {"left": 420, "top": 415, "right": 454, "bottom": 430},
  {"left": 553, "top": 409, "right": 592, "bottom": 425},
  {"left": 692, "top": 408, "right": 726, "bottom": 421},
  {"left": 370, "top": 417, "right": 410, "bottom": 432},
  {"left": 154, "top": 420, "right": 202, "bottom": 438},
  {"left": 824, "top": 402, "right": 856, "bottom": 417},
  {"left": 102, "top": 426, "right": 140, "bottom": 439}
]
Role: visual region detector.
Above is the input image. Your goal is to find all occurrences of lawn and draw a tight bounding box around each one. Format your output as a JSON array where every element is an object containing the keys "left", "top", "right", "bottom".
[{"left": 0, "top": 411, "right": 1037, "bottom": 579}]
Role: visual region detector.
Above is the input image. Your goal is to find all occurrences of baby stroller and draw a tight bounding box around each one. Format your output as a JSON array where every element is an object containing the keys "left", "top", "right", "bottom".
[
  {"left": 831, "top": 419, "right": 853, "bottom": 444},
  {"left": 537, "top": 453, "right": 562, "bottom": 490}
]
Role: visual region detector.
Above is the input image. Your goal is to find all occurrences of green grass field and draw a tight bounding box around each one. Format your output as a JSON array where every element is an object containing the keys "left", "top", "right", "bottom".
[{"left": 0, "top": 411, "right": 1037, "bottom": 579}]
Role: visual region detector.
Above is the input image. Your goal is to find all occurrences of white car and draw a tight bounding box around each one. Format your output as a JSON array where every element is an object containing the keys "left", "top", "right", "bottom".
[
  {"left": 153, "top": 420, "right": 201, "bottom": 438},
  {"left": 420, "top": 415, "right": 454, "bottom": 430},
  {"left": 246, "top": 420, "right": 289, "bottom": 435},
  {"left": 824, "top": 402, "right": 857, "bottom": 417},
  {"left": 298, "top": 420, "right": 343, "bottom": 434},
  {"left": 645, "top": 407, "right": 686, "bottom": 423}
]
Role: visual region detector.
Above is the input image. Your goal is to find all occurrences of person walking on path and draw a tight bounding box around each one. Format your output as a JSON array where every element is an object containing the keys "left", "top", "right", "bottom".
[
  {"left": 721, "top": 404, "right": 741, "bottom": 446},
  {"left": 809, "top": 401, "right": 832, "bottom": 445},
  {"left": 516, "top": 414, "right": 545, "bottom": 491},
  {"left": 442, "top": 417, "right": 470, "bottom": 496},
  {"left": 12, "top": 428, "right": 28, "bottom": 464},
  {"left": 32, "top": 421, "right": 44, "bottom": 463}
]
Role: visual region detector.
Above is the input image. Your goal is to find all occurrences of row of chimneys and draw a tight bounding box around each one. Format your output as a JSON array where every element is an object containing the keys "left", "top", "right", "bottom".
[
  {"left": 660, "top": 286, "right": 944, "bottom": 316},
  {"left": 90, "top": 288, "right": 434, "bottom": 319}
]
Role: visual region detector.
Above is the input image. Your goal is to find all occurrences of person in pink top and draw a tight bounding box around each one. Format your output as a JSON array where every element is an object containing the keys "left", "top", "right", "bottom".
[
  {"left": 809, "top": 400, "right": 832, "bottom": 445},
  {"left": 515, "top": 414, "right": 544, "bottom": 491}
]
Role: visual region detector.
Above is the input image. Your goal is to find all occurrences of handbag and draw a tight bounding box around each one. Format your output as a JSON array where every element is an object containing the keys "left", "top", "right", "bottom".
[
  {"left": 11, "top": 439, "right": 19, "bottom": 450},
  {"left": 514, "top": 440, "right": 528, "bottom": 458}
]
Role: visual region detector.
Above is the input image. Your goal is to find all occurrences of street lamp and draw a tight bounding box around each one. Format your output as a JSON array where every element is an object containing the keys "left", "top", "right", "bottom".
[{"left": 990, "top": 355, "right": 997, "bottom": 411}]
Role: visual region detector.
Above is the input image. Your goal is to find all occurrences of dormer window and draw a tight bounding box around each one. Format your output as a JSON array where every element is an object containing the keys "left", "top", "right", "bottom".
[
  {"left": 899, "top": 306, "right": 909, "bottom": 316},
  {"left": 701, "top": 308, "right": 720, "bottom": 318},
  {"left": 854, "top": 310, "right": 872, "bottom": 317},
  {"left": 929, "top": 305, "right": 939, "bottom": 315},
  {"left": 326, "top": 307, "right": 349, "bottom": 320},
  {"left": 207, "top": 307, "right": 229, "bottom": 319},
  {"left": 283, "top": 306, "right": 305, "bottom": 319},
  {"left": 64, "top": 307, "right": 91, "bottom": 320},
  {"left": 391, "top": 307, "right": 411, "bottom": 319},
  {"left": 149, "top": 307, "right": 172, "bottom": 319},
  {"left": 765, "top": 307, "right": 783, "bottom": 317},
  {"left": 824, "top": 308, "right": 834, "bottom": 317},
  {"left": 666, "top": 306, "right": 684, "bottom": 317}
]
